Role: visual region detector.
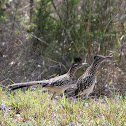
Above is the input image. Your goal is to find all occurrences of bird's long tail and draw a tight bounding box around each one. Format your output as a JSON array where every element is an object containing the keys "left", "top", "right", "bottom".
[{"left": 8, "top": 80, "right": 49, "bottom": 90}]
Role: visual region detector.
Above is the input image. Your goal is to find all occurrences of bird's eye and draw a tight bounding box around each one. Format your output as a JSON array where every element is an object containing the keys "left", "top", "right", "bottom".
[{"left": 74, "top": 63, "right": 79, "bottom": 66}]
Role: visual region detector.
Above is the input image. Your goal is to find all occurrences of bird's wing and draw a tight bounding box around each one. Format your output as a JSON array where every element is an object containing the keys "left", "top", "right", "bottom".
[
  {"left": 77, "top": 75, "right": 95, "bottom": 90},
  {"left": 44, "top": 74, "right": 70, "bottom": 87},
  {"left": 75, "top": 75, "right": 95, "bottom": 95}
]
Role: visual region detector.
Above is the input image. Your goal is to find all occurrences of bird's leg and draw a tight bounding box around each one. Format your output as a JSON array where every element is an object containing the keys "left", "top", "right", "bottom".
[
  {"left": 51, "top": 92, "right": 57, "bottom": 100},
  {"left": 83, "top": 93, "right": 90, "bottom": 100},
  {"left": 85, "top": 93, "right": 89, "bottom": 98}
]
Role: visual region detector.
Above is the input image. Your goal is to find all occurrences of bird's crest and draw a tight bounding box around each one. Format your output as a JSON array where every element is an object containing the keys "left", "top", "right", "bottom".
[{"left": 74, "top": 57, "right": 82, "bottom": 63}]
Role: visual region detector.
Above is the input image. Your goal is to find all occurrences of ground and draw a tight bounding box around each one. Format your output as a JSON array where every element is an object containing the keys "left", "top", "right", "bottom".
[{"left": 0, "top": 87, "right": 126, "bottom": 126}]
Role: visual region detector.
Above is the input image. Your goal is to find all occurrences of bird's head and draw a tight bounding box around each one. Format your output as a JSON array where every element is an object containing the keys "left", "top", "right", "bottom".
[
  {"left": 94, "top": 55, "right": 112, "bottom": 63},
  {"left": 72, "top": 57, "right": 88, "bottom": 68}
]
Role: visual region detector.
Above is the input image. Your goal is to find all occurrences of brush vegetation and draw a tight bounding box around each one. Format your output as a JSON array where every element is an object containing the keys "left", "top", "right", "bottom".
[
  {"left": 0, "top": 0, "right": 126, "bottom": 125},
  {"left": 0, "top": 87, "right": 125, "bottom": 126}
]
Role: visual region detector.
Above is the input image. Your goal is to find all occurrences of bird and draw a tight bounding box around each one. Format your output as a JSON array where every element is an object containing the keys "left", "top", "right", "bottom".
[
  {"left": 74, "top": 55, "right": 112, "bottom": 98},
  {"left": 8, "top": 57, "right": 88, "bottom": 99}
]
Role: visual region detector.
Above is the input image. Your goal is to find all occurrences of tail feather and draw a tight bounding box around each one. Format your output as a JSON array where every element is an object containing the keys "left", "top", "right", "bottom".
[{"left": 8, "top": 80, "right": 49, "bottom": 90}]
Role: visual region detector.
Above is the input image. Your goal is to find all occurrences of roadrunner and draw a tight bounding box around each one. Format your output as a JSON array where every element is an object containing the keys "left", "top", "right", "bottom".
[
  {"left": 8, "top": 57, "right": 88, "bottom": 99},
  {"left": 74, "top": 55, "right": 112, "bottom": 98}
]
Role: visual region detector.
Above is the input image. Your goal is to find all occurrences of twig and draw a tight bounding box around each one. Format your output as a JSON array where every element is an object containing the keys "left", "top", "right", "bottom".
[
  {"left": 44, "top": 57, "right": 68, "bottom": 70},
  {"left": 37, "top": 64, "right": 60, "bottom": 79},
  {"left": 30, "top": 34, "right": 59, "bottom": 55},
  {"left": 30, "top": 33, "right": 70, "bottom": 68}
]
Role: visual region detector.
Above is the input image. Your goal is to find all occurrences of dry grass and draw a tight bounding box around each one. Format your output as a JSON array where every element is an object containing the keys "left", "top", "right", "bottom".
[{"left": 0, "top": 87, "right": 126, "bottom": 126}]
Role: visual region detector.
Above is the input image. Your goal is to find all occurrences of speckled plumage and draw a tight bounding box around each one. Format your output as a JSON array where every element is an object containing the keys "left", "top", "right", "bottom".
[
  {"left": 43, "top": 75, "right": 69, "bottom": 87},
  {"left": 75, "top": 55, "right": 112, "bottom": 98},
  {"left": 8, "top": 57, "right": 87, "bottom": 99}
]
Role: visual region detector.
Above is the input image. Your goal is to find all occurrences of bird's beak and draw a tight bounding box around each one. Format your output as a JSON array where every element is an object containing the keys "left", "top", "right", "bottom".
[
  {"left": 82, "top": 62, "right": 88, "bottom": 66},
  {"left": 105, "top": 56, "right": 113, "bottom": 60}
]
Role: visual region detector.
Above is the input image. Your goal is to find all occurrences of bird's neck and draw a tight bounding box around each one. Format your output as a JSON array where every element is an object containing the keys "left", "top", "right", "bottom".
[
  {"left": 67, "top": 66, "right": 77, "bottom": 79},
  {"left": 87, "top": 61, "right": 102, "bottom": 76}
]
